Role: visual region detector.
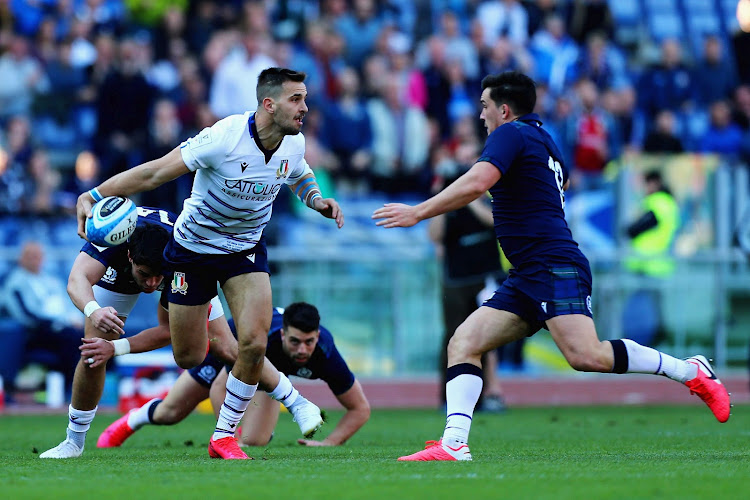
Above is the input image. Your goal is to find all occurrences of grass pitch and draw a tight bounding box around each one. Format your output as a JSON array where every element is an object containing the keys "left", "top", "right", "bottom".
[{"left": 2, "top": 405, "right": 749, "bottom": 499}]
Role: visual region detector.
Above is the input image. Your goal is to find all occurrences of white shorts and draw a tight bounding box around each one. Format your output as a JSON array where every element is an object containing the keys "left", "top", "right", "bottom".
[{"left": 92, "top": 286, "right": 224, "bottom": 320}]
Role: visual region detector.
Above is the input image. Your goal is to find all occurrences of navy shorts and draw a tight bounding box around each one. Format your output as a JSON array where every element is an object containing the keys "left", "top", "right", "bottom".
[
  {"left": 483, "top": 262, "right": 593, "bottom": 335},
  {"left": 163, "top": 236, "right": 270, "bottom": 306},
  {"left": 188, "top": 353, "right": 228, "bottom": 388}
]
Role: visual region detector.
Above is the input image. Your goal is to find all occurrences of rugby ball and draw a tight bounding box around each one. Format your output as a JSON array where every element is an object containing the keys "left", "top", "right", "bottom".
[{"left": 86, "top": 196, "right": 138, "bottom": 247}]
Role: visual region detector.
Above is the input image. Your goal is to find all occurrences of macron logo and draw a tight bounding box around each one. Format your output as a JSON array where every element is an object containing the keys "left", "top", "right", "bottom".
[
  {"left": 246, "top": 254, "right": 255, "bottom": 263},
  {"left": 241, "top": 161, "right": 249, "bottom": 173},
  {"left": 541, "top": 301, "right": 547, "bottom": 313}
]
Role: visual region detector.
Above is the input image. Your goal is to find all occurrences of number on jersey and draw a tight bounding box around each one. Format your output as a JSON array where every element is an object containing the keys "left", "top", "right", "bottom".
[{"left": 547, "top": 156, "right": 565, "bottom": 209}]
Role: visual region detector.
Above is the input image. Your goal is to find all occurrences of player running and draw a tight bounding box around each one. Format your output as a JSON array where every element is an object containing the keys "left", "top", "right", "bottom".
[
  {"left": 373, "top": 71, "right": 731, "bottom": 462},
  {"left": 95, "top": 303, "right": 370, "bottom": 448},
  {"left": 76, "top": 68, "right": 343, "bottom": 459},
  {"left": 41, "top": 208, "right": 321, "bottom": 458}
]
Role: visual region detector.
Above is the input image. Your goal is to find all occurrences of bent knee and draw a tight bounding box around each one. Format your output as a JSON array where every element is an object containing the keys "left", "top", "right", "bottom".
[
  {"left": 173, "top": 350, "right": 205, "bottom": 369},
  {"left": 566, "top": 352, "right": 611, "bottom": 373}
]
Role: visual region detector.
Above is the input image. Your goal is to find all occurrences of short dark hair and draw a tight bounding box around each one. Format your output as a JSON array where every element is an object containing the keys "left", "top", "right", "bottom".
[
  {"left": 644, "top": 170, "right": 663, "bottom": 184},
  {"left": 282, "top": 302, "right": 320, "bottom": 333},
  {"left": 481, "top": 71, "right": 536, "bottom": 116},
  {"left": 257, "top": 67, "right": 307, "bottom": 105},
  {"left": 127, "top": 224, "right": 170, "bottom": 274}
]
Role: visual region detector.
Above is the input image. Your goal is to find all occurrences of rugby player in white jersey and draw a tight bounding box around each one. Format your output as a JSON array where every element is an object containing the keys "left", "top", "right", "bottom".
[
  {"left": 76, "top": 68, "right": 343, "bottom": 459},
  {"left": 40, "top": 207, "right": 324, "bottom": 459}
]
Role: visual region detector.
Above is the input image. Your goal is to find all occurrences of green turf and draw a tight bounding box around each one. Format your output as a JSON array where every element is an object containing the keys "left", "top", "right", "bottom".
[{"left": 2, "top": 405, "right": 749, "bottom": 499}]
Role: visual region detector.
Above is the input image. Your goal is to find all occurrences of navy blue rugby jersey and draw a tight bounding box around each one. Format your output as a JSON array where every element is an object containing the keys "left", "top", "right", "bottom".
[
  {"left": 81, "top": 207, "right": 177, "bottom": 294},
  {"left": 478, "top": 113, "right": 586, "bottom": 269},
  {"left": 262, "top": 308, "right": 355, "bottom": 396}
]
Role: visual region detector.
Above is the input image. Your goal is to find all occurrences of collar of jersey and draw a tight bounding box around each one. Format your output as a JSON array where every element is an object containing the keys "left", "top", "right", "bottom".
[
  {"left": 249, "top": 113, "right": 282, "bottom": 164},
  {"left": 515, "top": 113, "right": 543, "bottom": 127}
]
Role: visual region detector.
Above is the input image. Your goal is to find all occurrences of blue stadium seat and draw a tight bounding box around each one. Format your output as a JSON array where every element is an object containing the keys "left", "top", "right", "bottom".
[
  {"left": 719, "top": 0, "right": 740, "bottom": 32},
  {"left": 648, "top": 12, "right": 685, "bottom": 40},
  {"left": 644, "top": 0, "right": 679, "bottom": 14},
  {"left": 609, "top": 0, "right": 641, "bottom": 24}
]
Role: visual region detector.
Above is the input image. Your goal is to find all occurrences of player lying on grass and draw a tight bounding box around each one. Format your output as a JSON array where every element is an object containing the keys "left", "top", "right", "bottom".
[
  {"left": 94, "top": 303, "right": 370, "bottom": 448},
  {"left": 40, "top": 208, "right": 322, "bottom": 458},
  {"left": 373, "top": 71, "right": 732, "bottom": 462}
]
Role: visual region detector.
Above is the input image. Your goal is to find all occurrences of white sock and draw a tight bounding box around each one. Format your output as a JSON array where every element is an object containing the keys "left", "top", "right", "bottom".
[
  {"left": 213, "top": 373, "right": 256, "bottom": 440},
  {"left": 67, "top": 405, "right": 98, "bottom": 448},
  {"left": 268, "top": 373, "right": 300, "bottom": 408},
  {"left": 622, "top": 339, "right": 697, "bottom": 383},
  {"left": 127, "top": 398, "right": 162, "bottom": 430},
  {"left": 442, "top": 373, "right": 483, "bottom": 446}
]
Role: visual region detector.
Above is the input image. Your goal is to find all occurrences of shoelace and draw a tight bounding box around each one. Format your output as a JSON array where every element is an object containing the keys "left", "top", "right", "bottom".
[{"left": 423, "top": 440, "right": 441, "bottom": 449}]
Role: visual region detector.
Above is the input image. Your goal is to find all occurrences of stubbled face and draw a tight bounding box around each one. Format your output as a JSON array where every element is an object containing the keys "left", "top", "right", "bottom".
[
  {"left": 129, "top": 260, "right": 163, "bottom": 293},
  {"left": 480, "top": 87, "right": 504, "bottom": 135},
  {"left": 281, "top": 325, "right": 320, "bottom": 366},
  {"left": 273, "top": 81, "right": 309, "bottom": 135}
]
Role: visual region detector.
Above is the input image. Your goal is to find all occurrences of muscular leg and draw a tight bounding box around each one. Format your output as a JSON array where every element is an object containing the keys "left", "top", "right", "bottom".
[
  {"left": 221, "top": 273, "right": 272, "bottom": 384},
  {"left": 239, "top": 392, "right": 280, "bottom": 446},
  {"left": 168, "top": 302, "right": 211, "bottom": 369},
  {"left": 206, "top": 315, "right": 238, "bottom": 367},
  {"left": 546, "top": 315, "right": 614, "bottom": 372},
  {"left": 152, "top": 370, "right": 210, "bottom": 425},
  {"left": 71, "top": 317, "right": 125, "bottom": 410}
]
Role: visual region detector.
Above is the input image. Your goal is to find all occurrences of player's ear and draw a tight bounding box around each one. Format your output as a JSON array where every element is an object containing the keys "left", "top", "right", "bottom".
[{"left": 263, "top": 97, "right": 275, "bottom": 114}]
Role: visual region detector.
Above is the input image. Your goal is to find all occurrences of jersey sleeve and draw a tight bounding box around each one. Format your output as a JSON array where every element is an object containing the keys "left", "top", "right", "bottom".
[
  {"left": 81, "top": 241, "right": 119, "bottom": 268},
  {"left": 284, "top": 135, "right": 314, "bottom": 185},
  {"left": 318, "top": 328, "right": 356, "bottom": 395},
  {"left": 179, "top": 121, "right": 230, "bottom": 172},
  {"left": 477, "top": 124, "right": 524, "bottom": 176}
]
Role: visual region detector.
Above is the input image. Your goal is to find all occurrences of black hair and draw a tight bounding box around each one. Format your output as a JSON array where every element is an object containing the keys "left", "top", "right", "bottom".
[
  {"left": 282, "top": 302, "right": 320, "bottom": 333},
  {"left": 256, "top": 67, "right": 307, "bottom": 105},
  {"left": 127, "top": 224, "right": 170, "bottom": 274},
  {"left": 481, "top": 71, "right": 536, "bottom": 116}
]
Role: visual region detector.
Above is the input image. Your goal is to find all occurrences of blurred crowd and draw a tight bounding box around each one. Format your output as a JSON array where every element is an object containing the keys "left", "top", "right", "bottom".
[{"left": 1, "top": 0, "right": 750, "bottom": 216}]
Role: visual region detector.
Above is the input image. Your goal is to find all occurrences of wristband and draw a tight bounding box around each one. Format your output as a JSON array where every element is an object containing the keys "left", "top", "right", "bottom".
[
  {"left": 307, "top": 192, "right": 322, "bottom": 209},
  {"left": 111, "top": 338, "right": 131, "bottom": 356},
  {"left": 88, "top": 188, "right": 104, "bottom": 202},
  {"left": 84, "top": 300, "right": 101, "bottom": 318}
]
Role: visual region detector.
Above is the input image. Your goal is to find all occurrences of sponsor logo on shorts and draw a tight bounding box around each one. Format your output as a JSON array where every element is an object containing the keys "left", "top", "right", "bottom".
[
  {"left": 101, "top": 267, "right": 117, "bottom": 284},
  {"left": 246, "top": 253, "right": 256, "bottom": 263},
  {"left": 171, "top": 272, "right": 189, "bottom": 295},
  {"left": 198, "top": 365, "right": 217, "bottom": 383},
  {"left": 586, "top": 295, "right": 592, "bottom": 314},
  {"left": 541, "top": 301, "right": 547, "bottom": 313}
]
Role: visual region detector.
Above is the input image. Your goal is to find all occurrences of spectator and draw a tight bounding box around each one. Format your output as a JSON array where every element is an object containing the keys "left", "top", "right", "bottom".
[
  {"left": 334, "top": 0, "right": 384, "bottom": 70},
  {"left": 367, "top": 76, "right": 430, "bottom": 194},
  {"left": 643, "top": 110, "right": 684, "bottom": 154},
  {"left": 694, "top": 35, "right": 738, "bottom": 106},
  {"left": 208, "top": 31, "right": 277, "bottom": 118},
  {"left": 569, "top": 79, "right": 615, "bottom": 190},
  {"left": 385, "top": 30, "right": 428, "bottom": 110},
  {"left": 475, "top": 0, "right": 528, "bottom": 49},
  {"left": 60, "top": 150, "right": 101, "bottom": 212},
  {"left": 566, "top": 0, "right": 614, "bottom": 45},
  {"left": 576, "top": 31, "right": 628, "bottom": 92},
  {"left": 638, "top": 39, "right": 695, "bottom": 119},
  {"left": 0, "top": 33, "right": 50, "bottom": 122},
  {"left": 602, "top": 85, "right": 645, "bottom": 156},
  {"left": 0, "top": 116, "right": 34, "bottom": 214},
  {"left": 730, "top": 84, "right": 750, "bottom": 130},
  {"left": 701, "top": 100, "right": 744, "bottom": 156},
  {"left": 94, "top": 37, "right": 156, "bottom": 177},
  {"left": 27, "top": 149, "right": 63, "bottom": 215},
  {"left": 321, "top": 67, "right": 372, "bottom": 192},
  {"left": 416, "top": 10, "right": 479, "bottom": 81},
  {"left": 528, "top": 13, "right": 579, "bottom": 95},
  {"left": 0, "top": 242, "right": 82, "bottom": 396},
  {"left": 420, "top": 36, "right": 452, "bottom": 138},
  {"left": 140, "top": 98, "right": 185, "bottom": 213}
]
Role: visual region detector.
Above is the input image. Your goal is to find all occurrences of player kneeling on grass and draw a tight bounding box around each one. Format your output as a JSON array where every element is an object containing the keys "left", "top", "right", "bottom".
[
  {"left": 96, "top": 303, "right": 370, "bottom": 448},
  {"left": 373, "top": 71, "right": 732, "bottom": 462}
]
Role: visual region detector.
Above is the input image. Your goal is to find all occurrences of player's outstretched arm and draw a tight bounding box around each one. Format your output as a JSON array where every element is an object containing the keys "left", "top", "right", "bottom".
[
  {"left": 68, "top": 252, "right": 125, "bottom": 336},
  {"left": 372, "top": 161, "right": 501, "bottom": 228},
  {"left": 80, "top": 303, "right": 172, "bottom": 368},
  {"left": 76, "top": 147, "right": 190, "bottom": 239},
  {"left": 298, "top": 380, "right": 370, "bottom": 446},
  {"left": 289, "top": 173, "right": 344, "bottom": 228}
]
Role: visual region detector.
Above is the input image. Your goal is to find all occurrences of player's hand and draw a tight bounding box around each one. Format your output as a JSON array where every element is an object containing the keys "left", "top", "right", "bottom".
[
  {"left": 372, "top": 203, "right": 419, "bottom": 228},
  {"left": 297, "top": 438, "right": 335, "bottom": 446},
  {"left": 80, "top": 337, "right": 115, "bottom": 368},
  {"left": 76, "top": 192, "right": 95, "bottom": 240},
  {"left": 313, "top": 197, "right": 344, "bottom": 228},
  {"left": 88, "top": 306, "right": 125, "bottom": 336}
]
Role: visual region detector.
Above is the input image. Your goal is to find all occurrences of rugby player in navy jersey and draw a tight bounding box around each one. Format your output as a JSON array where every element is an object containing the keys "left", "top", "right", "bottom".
[
  {"left": 97, "top": 303, "right": 370, "bottom": 448},
  {"left": 75, "top": 68, "right": 343, "bottom": 459},
  {"left": 41, "top": 208, "right": 322, "bottom": 458},
  {"left": 373, "top": 71, "right": 731, "bottom": 462}
]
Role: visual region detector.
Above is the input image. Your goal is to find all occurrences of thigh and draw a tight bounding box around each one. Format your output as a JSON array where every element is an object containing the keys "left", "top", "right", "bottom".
[
  {"left": 206, "top": 314, "right": 238, "bottom": 366},
  {"left": 169, "top": 302, "right": 211, "bottom": 359},
  {"left": 221, "top": 272, "right": 272, "bottom": 342},
  {"left": 546, "top": 314, "right": 603, "bottom": 359},
  {"left": 239, "top": 391, "right": 280, "bottom": 446},
  {"left": 452, "top": 306, "right": 534, "bottom": 357}
]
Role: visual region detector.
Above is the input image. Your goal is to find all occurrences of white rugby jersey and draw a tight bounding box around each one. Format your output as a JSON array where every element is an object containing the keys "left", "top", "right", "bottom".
[{"left": 176, "top": 111, "right": 312, "bottom": 253}]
